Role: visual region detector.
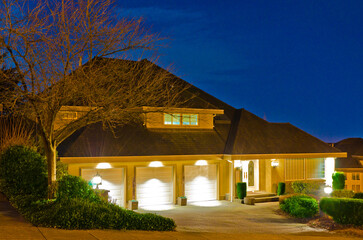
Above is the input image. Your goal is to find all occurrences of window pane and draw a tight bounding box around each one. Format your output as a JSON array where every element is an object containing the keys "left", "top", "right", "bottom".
[
  {"left": 164, "top": 114, "right": 172, "bottom": 125},
  {"left": 190, "top": 114, "right": 198, "bottom": 125},
  {"left": 306, "top": 158, "right": 325, "bottom": 179},
  {"left": 182, "top": 114, "right": 190, "bottom": 125},
  {"left": 353, "top": 174, "right": 356, "bottom": 180},
  {"left": 357, "top": 173, "right": 360, "bottom": 180},
  {"left": 172, "top": 114, "right": 180, "bottom": 125}
]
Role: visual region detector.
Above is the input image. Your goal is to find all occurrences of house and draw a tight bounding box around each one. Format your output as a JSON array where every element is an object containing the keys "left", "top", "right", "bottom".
[
  {"left": 57, "top": 58, "right": 346, "bottom": 209},
  {"left": 334, "top": 138, "right": 363, "bottom": 192}
]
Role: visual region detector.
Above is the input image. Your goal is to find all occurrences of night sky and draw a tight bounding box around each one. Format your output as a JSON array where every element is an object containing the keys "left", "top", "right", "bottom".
[{"left": 116, "top": 0, "right": 362, "bottom": 143}]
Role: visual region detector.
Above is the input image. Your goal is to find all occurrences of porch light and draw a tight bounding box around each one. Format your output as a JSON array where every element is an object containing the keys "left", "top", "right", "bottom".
[
  {"left": 96, "top": 162, "right": 112, "bottom": 169},
  {"left": 324, "top": 186, "right": 333, "bottom": 194},
  {"left": 149, "top": 161, "right": 163, "bottom": 167},
  {"left": 92, "top": 172, "right": 102, "bottom": 188},
  {"left": 271, "top": 159, "right": 279, "bottom": 167},
  {"left": 195, "top": 160, "right": 208, "bottom": 166}
]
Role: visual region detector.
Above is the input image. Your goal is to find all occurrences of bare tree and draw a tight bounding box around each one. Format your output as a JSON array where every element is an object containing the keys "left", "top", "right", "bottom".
[{"left": 0, "top": 0, "right": 188, "bottom": 197}]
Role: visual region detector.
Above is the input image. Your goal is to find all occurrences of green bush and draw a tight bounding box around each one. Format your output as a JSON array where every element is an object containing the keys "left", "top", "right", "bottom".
[
  {"left": 277, "top": 182, "right": 285, "bottom": 196},
  {"left": 23, "top": 198, "right": 176, "bottom": 231},
  {"left": 320, "top": 197, "right": 363, "bottom": 226},
  {"left": 291, "top": 181, "right": 322, "bottom": 195},
  {"left": 56, "top": 175, "right": 102, "bottom": 203},
  {"left": 236, "top": 182, "right": 247, "bottom": 199},
  {"left": 332, "top": 172, "right": 345, "bottom": 190},
  {"left": 280, "top": 194, "right": 319, "bottom": 218},
  {"left": 0, "top": 145, "right": 47, "bottom": 197},
  {"left": 332, "top": 189, "right": 355, "bottom": 198},
  {"left": 353, "top": 192, "right": 363, "bottom": 199}
]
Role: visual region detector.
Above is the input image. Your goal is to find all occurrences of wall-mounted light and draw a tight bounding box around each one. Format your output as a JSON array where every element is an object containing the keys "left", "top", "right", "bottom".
[
  {"left": 195, "top": 160, "right": 208, "bottom": 166},
  {"left": 149, "top": 161, "right": 164, "bottom": 167},
  {"left": 271, "top": 159, "right": 279, "bottom": 168},
  {"left": 92, "top": 172, "right": 102, "bottom": 189}
]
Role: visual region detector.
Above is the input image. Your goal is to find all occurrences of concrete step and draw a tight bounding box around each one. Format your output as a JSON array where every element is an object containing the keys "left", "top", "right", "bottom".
[
  {"left": 254, "top": 196, "right": 279, "bottom": 203},
  {"left": 247, "top": 193, "right": 276, "bottom": 198}
]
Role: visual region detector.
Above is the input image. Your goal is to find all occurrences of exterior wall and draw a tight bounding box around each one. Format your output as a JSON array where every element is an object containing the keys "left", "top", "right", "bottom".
[
  {"left": 65, "top": 157, "right": 228, "bottom": 208},
  {"left": 145, "top": 111, "right": 215, "bottom": 129},
  {"left": 55, "top": 106, "right": 93, "bottom": 130},
  {"left": 337, "top": 169, "right": 363, "bottom": 192}
]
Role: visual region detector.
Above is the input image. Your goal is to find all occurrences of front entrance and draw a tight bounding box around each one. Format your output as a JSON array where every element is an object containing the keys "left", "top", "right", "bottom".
[{"left": 239, "top": 160, "right": 259, "bottom": 191}]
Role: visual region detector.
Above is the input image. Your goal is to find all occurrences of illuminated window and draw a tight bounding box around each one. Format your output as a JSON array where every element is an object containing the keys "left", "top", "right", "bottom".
[
  {"left": 164, "top": 113, "right": 180, "bottom": 125},
  {"left": 352, "top": 185, "right": 356, "bottom": 192},
  {"left": 356, "top": 185, "right": 360, "bottom": 192},
  {"left": 182, "top": 114, "right": 198, "bottom": 125},
  {"left": 62, "top": 111, "right": 77, "bottom": 120},
  {"left": 306, "top": 158, "right": 325, "bottom": 179}
]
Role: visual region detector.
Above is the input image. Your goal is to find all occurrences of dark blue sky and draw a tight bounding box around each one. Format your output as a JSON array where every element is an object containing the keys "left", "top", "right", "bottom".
[{"left": 116, "top": 0, "right": 362, "bottom": 143}]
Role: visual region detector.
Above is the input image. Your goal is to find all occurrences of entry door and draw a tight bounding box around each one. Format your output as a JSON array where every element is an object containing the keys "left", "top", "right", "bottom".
[
  {"left": 241, "top": 160, "right": 259, "bottom": 191},
  {"left": 81, "top": 168, "right": 125, "bottom": 207},
  {"left": 184, "top": 164, "right": 217, "bottom": 202},
  {"left": 136, "top": 166, "right": 173, "bottom": 207}
]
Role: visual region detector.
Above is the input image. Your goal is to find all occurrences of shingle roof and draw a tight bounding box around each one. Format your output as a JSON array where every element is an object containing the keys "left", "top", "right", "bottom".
[
  {"left": 334, "top": 138, "right": 363, "bottom": 168},
  {"left": 57, "top": 58, "right": 340, "bottom": 158},
  {"left": 225, "top": 109, "right": 340, "bottom": 154},
  {"left": 58, "top": 122, "right": 231, "bottom": 157}
]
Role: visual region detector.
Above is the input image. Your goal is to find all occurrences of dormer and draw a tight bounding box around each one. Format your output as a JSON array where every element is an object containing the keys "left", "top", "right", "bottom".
[
  {"left": 142, "top": 106, "right": 224, "bottom": 129},
  {"left": 55, "top": 106, "right": 93, "bottom": 130}
]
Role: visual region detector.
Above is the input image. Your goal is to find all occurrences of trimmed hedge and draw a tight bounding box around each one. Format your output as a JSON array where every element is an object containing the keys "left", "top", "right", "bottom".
[
  {"left": 353, "top": 192, "right": 363, "bottom": 199},
  {"left": 332, "top": 172, "right": 345, "bottom": 190},
  {"left": 291, "top": 181, "right": 322, "bottom": 195},
  {"left": 277, "top": 182, "right": 285, "bottom": 196},
  {"left": 332, "top": 189, "right": 355, "bottom": 198},
  {"left": 0, "top": 145, "right": 47, "bottom": 197},
  {"left": 280, "top": 194, "right": 319, "bottom": 218},
  {"left": 56, "top": 175, "right": 102, "bottom": 203},
  {"left": 23, "top": 199, "right": 176, "bottom": 230},
  {"left": 236, "top": 182, "right": 247, "bottom": 199},
  {"left": 320, "top": 197, "right": 363, "bottom": 226}
]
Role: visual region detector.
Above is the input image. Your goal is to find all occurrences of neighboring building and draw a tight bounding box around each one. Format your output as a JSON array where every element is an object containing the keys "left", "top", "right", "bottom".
[
  {"left": 57, "top": 58, "right": 346, "bottom": 209},
  {"left": 334, "top": 138, "right": 363, "bottom": 192}
]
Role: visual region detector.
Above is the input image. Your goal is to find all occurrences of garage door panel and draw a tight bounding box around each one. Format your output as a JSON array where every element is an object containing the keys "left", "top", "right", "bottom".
[
  {"left": 185, "top": 165, "right": 217, "bottom": 202},
  {"left": 81, "top": 168, "right": 125, "bottom": 207},
  {"left": 136, "top": 166, "right": 173, "bottom": 207}
]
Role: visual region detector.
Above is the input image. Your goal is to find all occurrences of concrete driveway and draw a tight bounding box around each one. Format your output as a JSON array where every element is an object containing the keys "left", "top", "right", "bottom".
[{"left": 137, "top": 200, "right": 326, "bottom": 235}]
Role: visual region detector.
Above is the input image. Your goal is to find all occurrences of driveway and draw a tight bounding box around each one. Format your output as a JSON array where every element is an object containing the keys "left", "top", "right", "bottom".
[{"left": 137, "top": 200, "right": 327, "bottom": 235}]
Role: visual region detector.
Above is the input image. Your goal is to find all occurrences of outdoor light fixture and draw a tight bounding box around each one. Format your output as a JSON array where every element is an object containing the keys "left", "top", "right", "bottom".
[
  {"left": 324, "top": 186, "right": 333, "bottom": 194},
  {"left": 96, "top": 162, "right": 112, "bottom": 169},
  {"left": 149, "top": 161, "right": 164, "bottom": 167},
  {"left": 195, "top": 160, "right": 208, "bottom": 166},
  {"left": 271, "top": 159, "right": 279, "bottom": 167},
  {"left": 92, "top": 172, "right": 102, "bottom": 189}
]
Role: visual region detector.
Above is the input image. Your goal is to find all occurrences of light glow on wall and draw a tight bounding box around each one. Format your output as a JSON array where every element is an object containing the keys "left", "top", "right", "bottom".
[
  {"left": 234, "top": 160, "right": 241, "bottom": 168},
  {"left": 148, "top": 161, "right": 164, "bottom": 167},
  {"left": 325, "top": 158, "right": 335, "bottom": 186},
  {"left": 96, "top": 162, "right": 112, "bottom": 169},
  {"left": 195, "top": 160, "right": 208, "bottom": 166}
]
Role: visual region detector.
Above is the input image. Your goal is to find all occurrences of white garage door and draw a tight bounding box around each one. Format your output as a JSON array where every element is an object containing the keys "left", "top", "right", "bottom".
[
  {"left": 81, "top": 168, "right": 125, "bottom": 207},
  {"left": 184, "top": 164, "right": 217, "bottom": 202},
  {"left": 136, "top": 166, "right": 173, "bottom": 207}
]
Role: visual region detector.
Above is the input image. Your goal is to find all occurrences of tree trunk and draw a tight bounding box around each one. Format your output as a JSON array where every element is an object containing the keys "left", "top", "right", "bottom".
[{"left": 45, "top": 143, "right": 57, "bottom": 199}]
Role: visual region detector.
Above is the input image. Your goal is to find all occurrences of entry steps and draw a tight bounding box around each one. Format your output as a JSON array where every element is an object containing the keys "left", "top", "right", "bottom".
[{"left": 233, "top": 192, "right": 279, "bottom": 204}]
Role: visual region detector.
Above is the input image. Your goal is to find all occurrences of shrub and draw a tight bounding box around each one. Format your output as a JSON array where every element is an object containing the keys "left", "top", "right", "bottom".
[
  {"left": 277, "top": 182, "right": 285, "bottom": 196},
  {"left": 236, "top": 182, "right": 247, "bottom": 199},
  {"left": 332, "top": 172, "right": 345, "bottom": 190},
  {"left": 56, "top": 175, "right": 102, "bottom": 203},
  {"left": 320, "top": 197, "right": 363, "bottom": 226},
  {"left": 280, "top": 194, "right": 319, "bottom": 218},
  {"left": 23, "top": 198, "right": 176, "bottom": 231},
  {"left": 332, "top": 189, "right": 355, "bottom": 198},
  {"left": 353, "top": 192, "right": 363, "bottom": 199},
  {"left": 0, "top": 145, "right": 47, "bottom": 197},
  {"left": 291, "top": 181, "right": 322, "bottom": 195}
]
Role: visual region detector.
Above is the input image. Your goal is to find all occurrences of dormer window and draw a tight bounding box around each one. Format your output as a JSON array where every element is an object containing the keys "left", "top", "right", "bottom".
[
  {"left": 61, "top": 111, "right": 78, "bottom": 120},
  {"left": 164, "top": 113, "right": 198, "bottom": 126}
]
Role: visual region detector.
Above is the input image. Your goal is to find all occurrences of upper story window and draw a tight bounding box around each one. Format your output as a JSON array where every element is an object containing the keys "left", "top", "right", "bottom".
[
  {"left": 164, "top": 113, "right": 198, "bottom": 126},
  {"left": 61, "top": 111, "right": 78, "bottom": 120}
]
